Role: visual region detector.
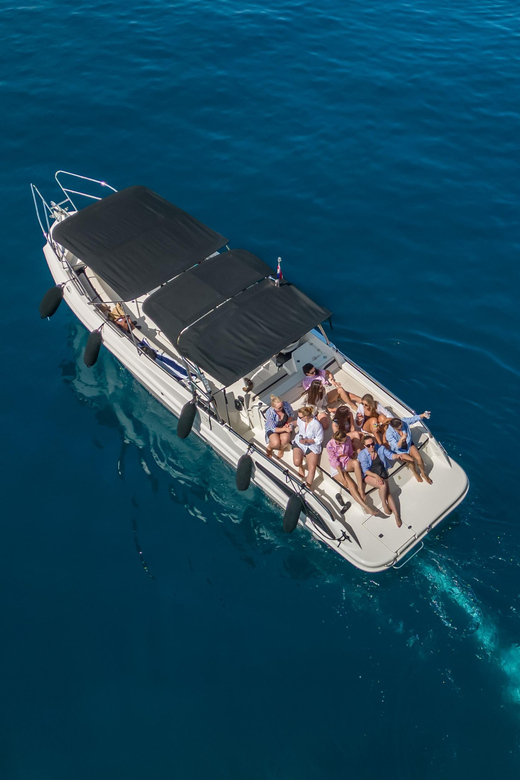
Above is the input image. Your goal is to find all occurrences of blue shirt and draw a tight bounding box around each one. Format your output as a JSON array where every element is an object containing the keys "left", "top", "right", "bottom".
[
  {"left": 358, "top": 445, "right": 397, "bottom": 477},
  {"left": 265, "top": 402, "right": 294, "bottom": 434},
  {"left": 385, "top": 414, "right": 423, "bottom": 453}
]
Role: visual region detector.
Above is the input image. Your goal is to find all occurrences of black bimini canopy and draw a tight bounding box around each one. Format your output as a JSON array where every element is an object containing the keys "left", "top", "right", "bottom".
[
  {"left": 142, "top": 249, "right": 273, "bottom": 345},
  {"left": 53, "top": 185, "right": 228, "bottom": 301},
  {"left": 143, "top": 249, "right": 332, "bottom": 386}
]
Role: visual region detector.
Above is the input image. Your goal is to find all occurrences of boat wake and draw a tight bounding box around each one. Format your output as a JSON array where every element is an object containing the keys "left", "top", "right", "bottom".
[{"left": 417, "top": 555, "right": 520, "bottom": 705}]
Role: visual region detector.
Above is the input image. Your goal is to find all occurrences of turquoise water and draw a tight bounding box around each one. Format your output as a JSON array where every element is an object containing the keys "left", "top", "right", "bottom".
[{"left": 2, "top": 1, "right": 520, "bottom": 777}]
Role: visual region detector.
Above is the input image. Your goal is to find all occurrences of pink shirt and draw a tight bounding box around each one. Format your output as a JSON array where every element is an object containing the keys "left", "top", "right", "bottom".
[
  {"left": 302, "top": 368, "right": 327, "bottom": 391},
  {"left": 326, "top": 437, "right": 353, "bottom": 472}
]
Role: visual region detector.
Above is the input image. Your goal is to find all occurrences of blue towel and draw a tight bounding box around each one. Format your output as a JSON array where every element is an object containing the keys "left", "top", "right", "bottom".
[{"left": 139, "top": 338, "right": 189, "bottom": 380}]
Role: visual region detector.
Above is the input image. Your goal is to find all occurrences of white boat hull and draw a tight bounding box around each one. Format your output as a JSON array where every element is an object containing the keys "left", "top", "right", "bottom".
[{"left": 42, "top": 239, "right": 469, "bottom": 573}]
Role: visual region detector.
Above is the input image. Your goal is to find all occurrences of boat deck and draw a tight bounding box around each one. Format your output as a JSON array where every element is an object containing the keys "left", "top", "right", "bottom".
[{"left": 217, "top": 334, "right": 443, "bottom": 535}]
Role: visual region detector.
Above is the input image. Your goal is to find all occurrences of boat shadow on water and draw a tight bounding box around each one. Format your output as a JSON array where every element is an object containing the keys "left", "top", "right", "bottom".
[{"left": 60, "top": 322, "right": 336, "bottom": 575}]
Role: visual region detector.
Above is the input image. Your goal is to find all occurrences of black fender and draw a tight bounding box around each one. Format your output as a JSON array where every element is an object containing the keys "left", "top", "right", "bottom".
[
  {"left": 283, "top": 494, "right": 304, "bottom": 533},
  {"left": 84, "top": 330, "right": 103, "bottom": 367},
  {"left": 236, "top": 454, "right": 253, "bottom": 491},
  {"left": 177, "top": 400, "right": 197, "bottom": 439},
  {"left": 39, "top": 285, "right": 64, "bottom": 318}
]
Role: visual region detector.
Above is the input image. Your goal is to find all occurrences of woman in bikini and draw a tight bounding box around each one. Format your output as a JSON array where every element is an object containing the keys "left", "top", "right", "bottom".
[{"left": 344, "top": 392, "right": 393, "bottom": 444}]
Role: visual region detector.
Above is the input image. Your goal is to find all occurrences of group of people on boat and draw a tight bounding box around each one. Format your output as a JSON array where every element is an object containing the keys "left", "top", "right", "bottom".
[{"left": 264, "top": 363, "right": 432, "bottom": 527}]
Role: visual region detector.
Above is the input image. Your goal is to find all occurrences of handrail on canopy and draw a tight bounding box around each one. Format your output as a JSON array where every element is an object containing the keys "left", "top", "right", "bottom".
[
  {"left": 176, "top": 279, "right": 332, "bottom": 387},
  {"left": 142, "top": 249, "right": 332, "bottom": 387}
]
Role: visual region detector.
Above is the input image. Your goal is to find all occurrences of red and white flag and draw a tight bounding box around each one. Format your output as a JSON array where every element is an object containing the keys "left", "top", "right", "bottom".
[{"left": 276, "top": 257, "right": 283, "bottom": 285}]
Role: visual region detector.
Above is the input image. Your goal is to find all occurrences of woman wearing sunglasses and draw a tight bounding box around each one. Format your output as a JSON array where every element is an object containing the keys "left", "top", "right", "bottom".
[
  {"left": 292, "top": 406, "right": 323, "bottom": 488},
  {"left": 358, "top": 435, "right": 413, "bottom": 527},
  {"left": 265, "top": 394, "right": 295, "bottom": 459},
  {"left": 301, "top": 363, "right": 351, "bottom": 407}
]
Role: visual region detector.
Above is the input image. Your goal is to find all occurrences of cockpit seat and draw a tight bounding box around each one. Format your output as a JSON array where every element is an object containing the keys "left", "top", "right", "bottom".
[{"left": 274, "top": 338, "right": 301, "bottom": 367}]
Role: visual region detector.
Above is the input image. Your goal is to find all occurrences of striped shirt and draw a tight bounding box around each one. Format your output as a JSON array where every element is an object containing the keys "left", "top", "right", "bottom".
[
  {"left": 265, "top": 402, "right": 294, "bottom": 435},
  {"left": 326, "top": 437, "right": 353, "bottom": 472}
]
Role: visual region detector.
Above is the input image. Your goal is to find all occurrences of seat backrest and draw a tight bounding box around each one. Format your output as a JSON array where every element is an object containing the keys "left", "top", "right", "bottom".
[
  {"left": 76, "top": 268, "right": 103, "bottom": 303},
  {"left": 249, "top": 399, "right": 268, "bottom": 432}
]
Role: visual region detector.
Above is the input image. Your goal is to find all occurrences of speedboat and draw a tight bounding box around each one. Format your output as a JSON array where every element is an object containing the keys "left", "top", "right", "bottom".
[{"left": 32, "top": 172, "right": 469, "bottom": 572}]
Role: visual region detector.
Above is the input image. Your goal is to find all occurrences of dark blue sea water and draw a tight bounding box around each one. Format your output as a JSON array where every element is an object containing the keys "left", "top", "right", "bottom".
[{"left": 2, "top": 1, "right": 520, "bottom": 777}]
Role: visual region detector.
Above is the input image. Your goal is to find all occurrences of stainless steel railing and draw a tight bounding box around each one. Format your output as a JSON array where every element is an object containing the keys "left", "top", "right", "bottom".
[{"left": 55, "top": 171, "right": 117, "bottom": 212}]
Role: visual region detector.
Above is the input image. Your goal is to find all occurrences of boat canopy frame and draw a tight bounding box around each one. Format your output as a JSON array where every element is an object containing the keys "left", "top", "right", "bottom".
[
  {"left": 35, "top": 174, "right": 332, "bottom": 387},
  {"left": 143, "top": 249, "right": 332, "bottom": 386}
]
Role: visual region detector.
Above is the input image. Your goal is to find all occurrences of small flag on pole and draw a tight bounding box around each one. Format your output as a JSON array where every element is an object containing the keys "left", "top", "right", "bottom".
[{"left": 276, "top": 257, "right": 283, "bottom": 286}]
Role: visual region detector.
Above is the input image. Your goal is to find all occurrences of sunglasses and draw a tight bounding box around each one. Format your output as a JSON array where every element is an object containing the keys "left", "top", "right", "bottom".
[{"left": 366, "top": 442, "right": 375, "bottom": 448}]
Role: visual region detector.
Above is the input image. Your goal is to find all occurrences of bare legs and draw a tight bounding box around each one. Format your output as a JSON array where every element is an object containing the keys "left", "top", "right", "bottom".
[
  {"left": 341, "top": 391, "right": 360, "bottom": 413},
  {"left": 406, "top": 445, "right": 433, "bottom": 484},
  {"left": 334, "top": 461, "right": 377, "bottom": 516},
  {"left": 362, "top": 416, "right": 383, "bottom": 444},
  {"left": 347, "top": 430, "right": 364, "bottom": 451},
  {"left": 326, "top": 387, "right": 351, "bottom": 407},
  {"left": 336, "top": 387, "right": 351, "bottom": 406},
  {"left": 345, "top": 458, "right": 366, "bottom": 498},
  {"left": 317, "top": 412, "right": 330, "bottom": 431},
  {"left": 364, "top": 474, "right": 402, "bottom": 527},
  {"left": 292, "top": 448, "right": 320, "bottom": 488},
  {"left": 292, "top": 446, "right": 305, "bottom": 478},
  {"left": 361, "top": 414, "right": 391, "bottom": 445},
  {"left": 411, "top": 444, "right": 432, "bottom": 483},
  {"left": 267, "top": 431, "right": 292, "bottom": 459}
]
